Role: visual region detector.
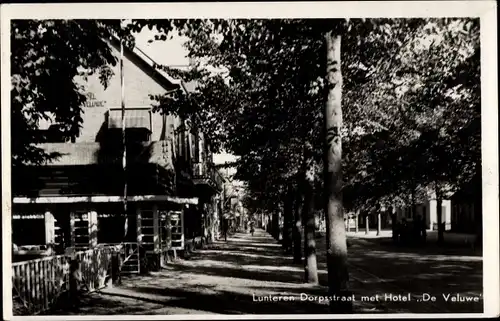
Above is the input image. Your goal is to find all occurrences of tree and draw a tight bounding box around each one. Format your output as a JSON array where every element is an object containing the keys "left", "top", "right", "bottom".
[
  {"left": 369, "top": 18, "right": 481, "bottom": 243},
  {"left": 324, "top": 21, "right": 352, "bottom": 312},
  {"left": 128, "top": 18, "right": 481, "bottom": 311},
  {"left": 301, "top": 142, "right": 319, "bottom": 284},
  {"left": 338, "top": 19, "right": 480, "bottom": 247},
  {"left": 11, "top": 19, "right": 132, "bottom": 167}
]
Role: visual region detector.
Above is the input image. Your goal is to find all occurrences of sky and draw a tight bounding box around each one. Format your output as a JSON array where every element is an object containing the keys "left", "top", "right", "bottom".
[{"left": 134, "top": 29, "right": 191, "bottom": 68}]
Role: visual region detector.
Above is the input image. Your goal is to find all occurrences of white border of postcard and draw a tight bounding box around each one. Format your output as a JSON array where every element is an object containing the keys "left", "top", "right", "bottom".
[{"left": 1, "top": 1, "right": 498, "bottom": 320}]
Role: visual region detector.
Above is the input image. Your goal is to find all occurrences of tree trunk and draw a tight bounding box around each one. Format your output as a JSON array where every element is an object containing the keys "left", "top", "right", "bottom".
[
  {"left": 411, "top": 187, "right": 417, "bottom": 219},
  {"left": 435, "top": 183, "right": 445, "bottom": 244},
  {"left": 324, "top": 30, "right": 351, "bottom": 313},
  {"left": 302, "top": 142, "right": 318, "bottom": 284},
  {"left": 365, "top": 214, "right": 370, "bottom": 235},
  {"left": 377, "top": 212, "right": 381, "bottom": 236},
  {"left": 436, "top": 197, "right": 444, "bottom": 244},
  {"left": 293, "top": 187, "right": 303, "bottom": 264},
  {"left": 272, "top": 211, "right": 280, "bottom": 240},
  {"left": 283, "top": 186, "right": 294, "bottom": 254},
  {"left": 278, "top": 210, "right": 283, "bottom": 242},
  {"left": 390, "top": 206, "right": 398, "bottom": 243},
  {"left": 355, "top": 212, "right": 359, "bottom": 233}
]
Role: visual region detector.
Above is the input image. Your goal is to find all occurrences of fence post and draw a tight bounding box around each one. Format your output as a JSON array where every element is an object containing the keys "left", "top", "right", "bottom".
[
  {"left": 44, "top": 211, "right": 56, "bottom": 252},
  {"left": 153, "top": 205, "right": 160, "bottom": 264},
  {"left": 89, "top": 211, "right": 98, "bottom": 249},
  {"left": 70, "top": 212, "right": 76, "bottom": 248}
]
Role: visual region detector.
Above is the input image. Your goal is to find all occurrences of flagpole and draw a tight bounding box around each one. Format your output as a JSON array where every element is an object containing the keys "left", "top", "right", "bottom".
[{"left": 120, "top": 37, "right": 128, "bottom": 238}]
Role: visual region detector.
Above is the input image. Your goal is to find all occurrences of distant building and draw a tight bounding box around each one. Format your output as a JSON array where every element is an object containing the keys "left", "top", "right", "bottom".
[{"left": 394, "top": 199, "right": 452, "bottom": 231}]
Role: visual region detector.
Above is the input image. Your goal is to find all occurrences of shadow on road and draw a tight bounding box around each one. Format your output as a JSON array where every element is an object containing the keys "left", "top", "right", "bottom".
[
  {"left": 51, "top": 228, "right": 482, "bottom": 315},
  {"left": 317, "top": 237, "right": 483, "bottom": 313}
]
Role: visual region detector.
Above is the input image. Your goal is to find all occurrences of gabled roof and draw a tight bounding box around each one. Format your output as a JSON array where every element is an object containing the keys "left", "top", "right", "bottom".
[
  {"left": 109, "top": 35, "right": 210, "bottom": 140},
  {"left": 109, "top": 35, "right": 193, "bottom": 95}
]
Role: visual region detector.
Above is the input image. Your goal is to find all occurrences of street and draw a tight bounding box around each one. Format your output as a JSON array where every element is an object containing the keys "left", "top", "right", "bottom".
[{"left": 53, "top": 228, "right": 482, "bottom": 315}]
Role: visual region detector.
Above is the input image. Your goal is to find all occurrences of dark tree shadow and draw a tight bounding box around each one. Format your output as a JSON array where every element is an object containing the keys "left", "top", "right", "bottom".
[{"left": 99, "top": 285, "right": 330, "bottom": 314}]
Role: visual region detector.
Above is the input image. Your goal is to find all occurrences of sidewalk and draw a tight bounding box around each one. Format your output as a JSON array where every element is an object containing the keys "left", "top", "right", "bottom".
[
  {"left": 52, "top": 228, "right": 482, "bottom": 315},
  {"left": 59, "top": 229, "right": 384, "bottom": 315}
]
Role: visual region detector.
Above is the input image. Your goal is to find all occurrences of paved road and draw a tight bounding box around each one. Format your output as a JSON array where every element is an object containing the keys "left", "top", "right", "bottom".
[
  {"left": 316, "top": 232, "right": 483, "bottom": 313},
  {"left": 53, "top": 228, "right": 482, "bottom": 315}
]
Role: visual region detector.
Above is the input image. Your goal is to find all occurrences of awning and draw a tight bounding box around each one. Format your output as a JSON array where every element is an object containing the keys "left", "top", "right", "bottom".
[
  {"left": 37, "top": 141, "right": 173, "bottom": 168},
  {"left": 13, "top": 195, "right": 198, "bottom": 205},
  {"left": 108, "top": 108, "right": 151, "bottom": 131}
]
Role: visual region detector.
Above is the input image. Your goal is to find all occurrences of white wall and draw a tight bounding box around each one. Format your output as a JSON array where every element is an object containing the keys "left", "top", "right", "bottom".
[{"left": 394, "top": 199, "right": 452, "bottom": 231}]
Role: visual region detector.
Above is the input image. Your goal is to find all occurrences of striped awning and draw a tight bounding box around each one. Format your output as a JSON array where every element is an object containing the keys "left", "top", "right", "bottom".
[{"left": 108, "top": 108, "right": 151, "bottom": 131}]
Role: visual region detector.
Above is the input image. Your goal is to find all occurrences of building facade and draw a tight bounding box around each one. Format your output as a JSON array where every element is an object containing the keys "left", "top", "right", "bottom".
[
  {"left": 12, "top": 37, "right": 223, "bottom": 270},
  {"left": 393, "top": 199, "right": 452, "bottom": 231}
]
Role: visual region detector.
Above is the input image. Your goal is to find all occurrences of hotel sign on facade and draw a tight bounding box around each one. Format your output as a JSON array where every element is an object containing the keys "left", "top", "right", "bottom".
[{"left": 83, "top": 92, "right": 106, "bottom": 108}]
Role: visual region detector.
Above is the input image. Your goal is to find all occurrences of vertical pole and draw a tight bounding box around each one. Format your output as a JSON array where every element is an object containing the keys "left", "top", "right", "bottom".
[{"left": 120, "top": 38, "right": 128, "bottom": 239}]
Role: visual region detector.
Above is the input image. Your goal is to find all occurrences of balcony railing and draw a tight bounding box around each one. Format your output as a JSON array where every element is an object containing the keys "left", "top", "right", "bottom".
[{"left": 192, "top": 162, "right": 224, "bottom": 191}]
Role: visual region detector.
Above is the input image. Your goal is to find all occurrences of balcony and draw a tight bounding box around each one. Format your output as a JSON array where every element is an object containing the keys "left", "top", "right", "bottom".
[
  {"left": 192, "top": 162, "right": 224, "bottom": 193},
  {"left": 15, "top": 141, "right": 176, "bottom": 197}
]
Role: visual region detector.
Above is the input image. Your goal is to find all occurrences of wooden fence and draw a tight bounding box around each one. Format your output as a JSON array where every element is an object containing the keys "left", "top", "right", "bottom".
[{"left": 12, "top": 245, "right": 115, "bottom": 315}]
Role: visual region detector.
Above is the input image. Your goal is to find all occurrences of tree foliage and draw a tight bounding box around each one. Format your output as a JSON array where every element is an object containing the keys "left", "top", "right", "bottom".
[
  {"left": 128, "top": 18, "right": 480, "bottom": 217},
  {"left": 10, "top": 19, "right": 134, "bottom": 167}
]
